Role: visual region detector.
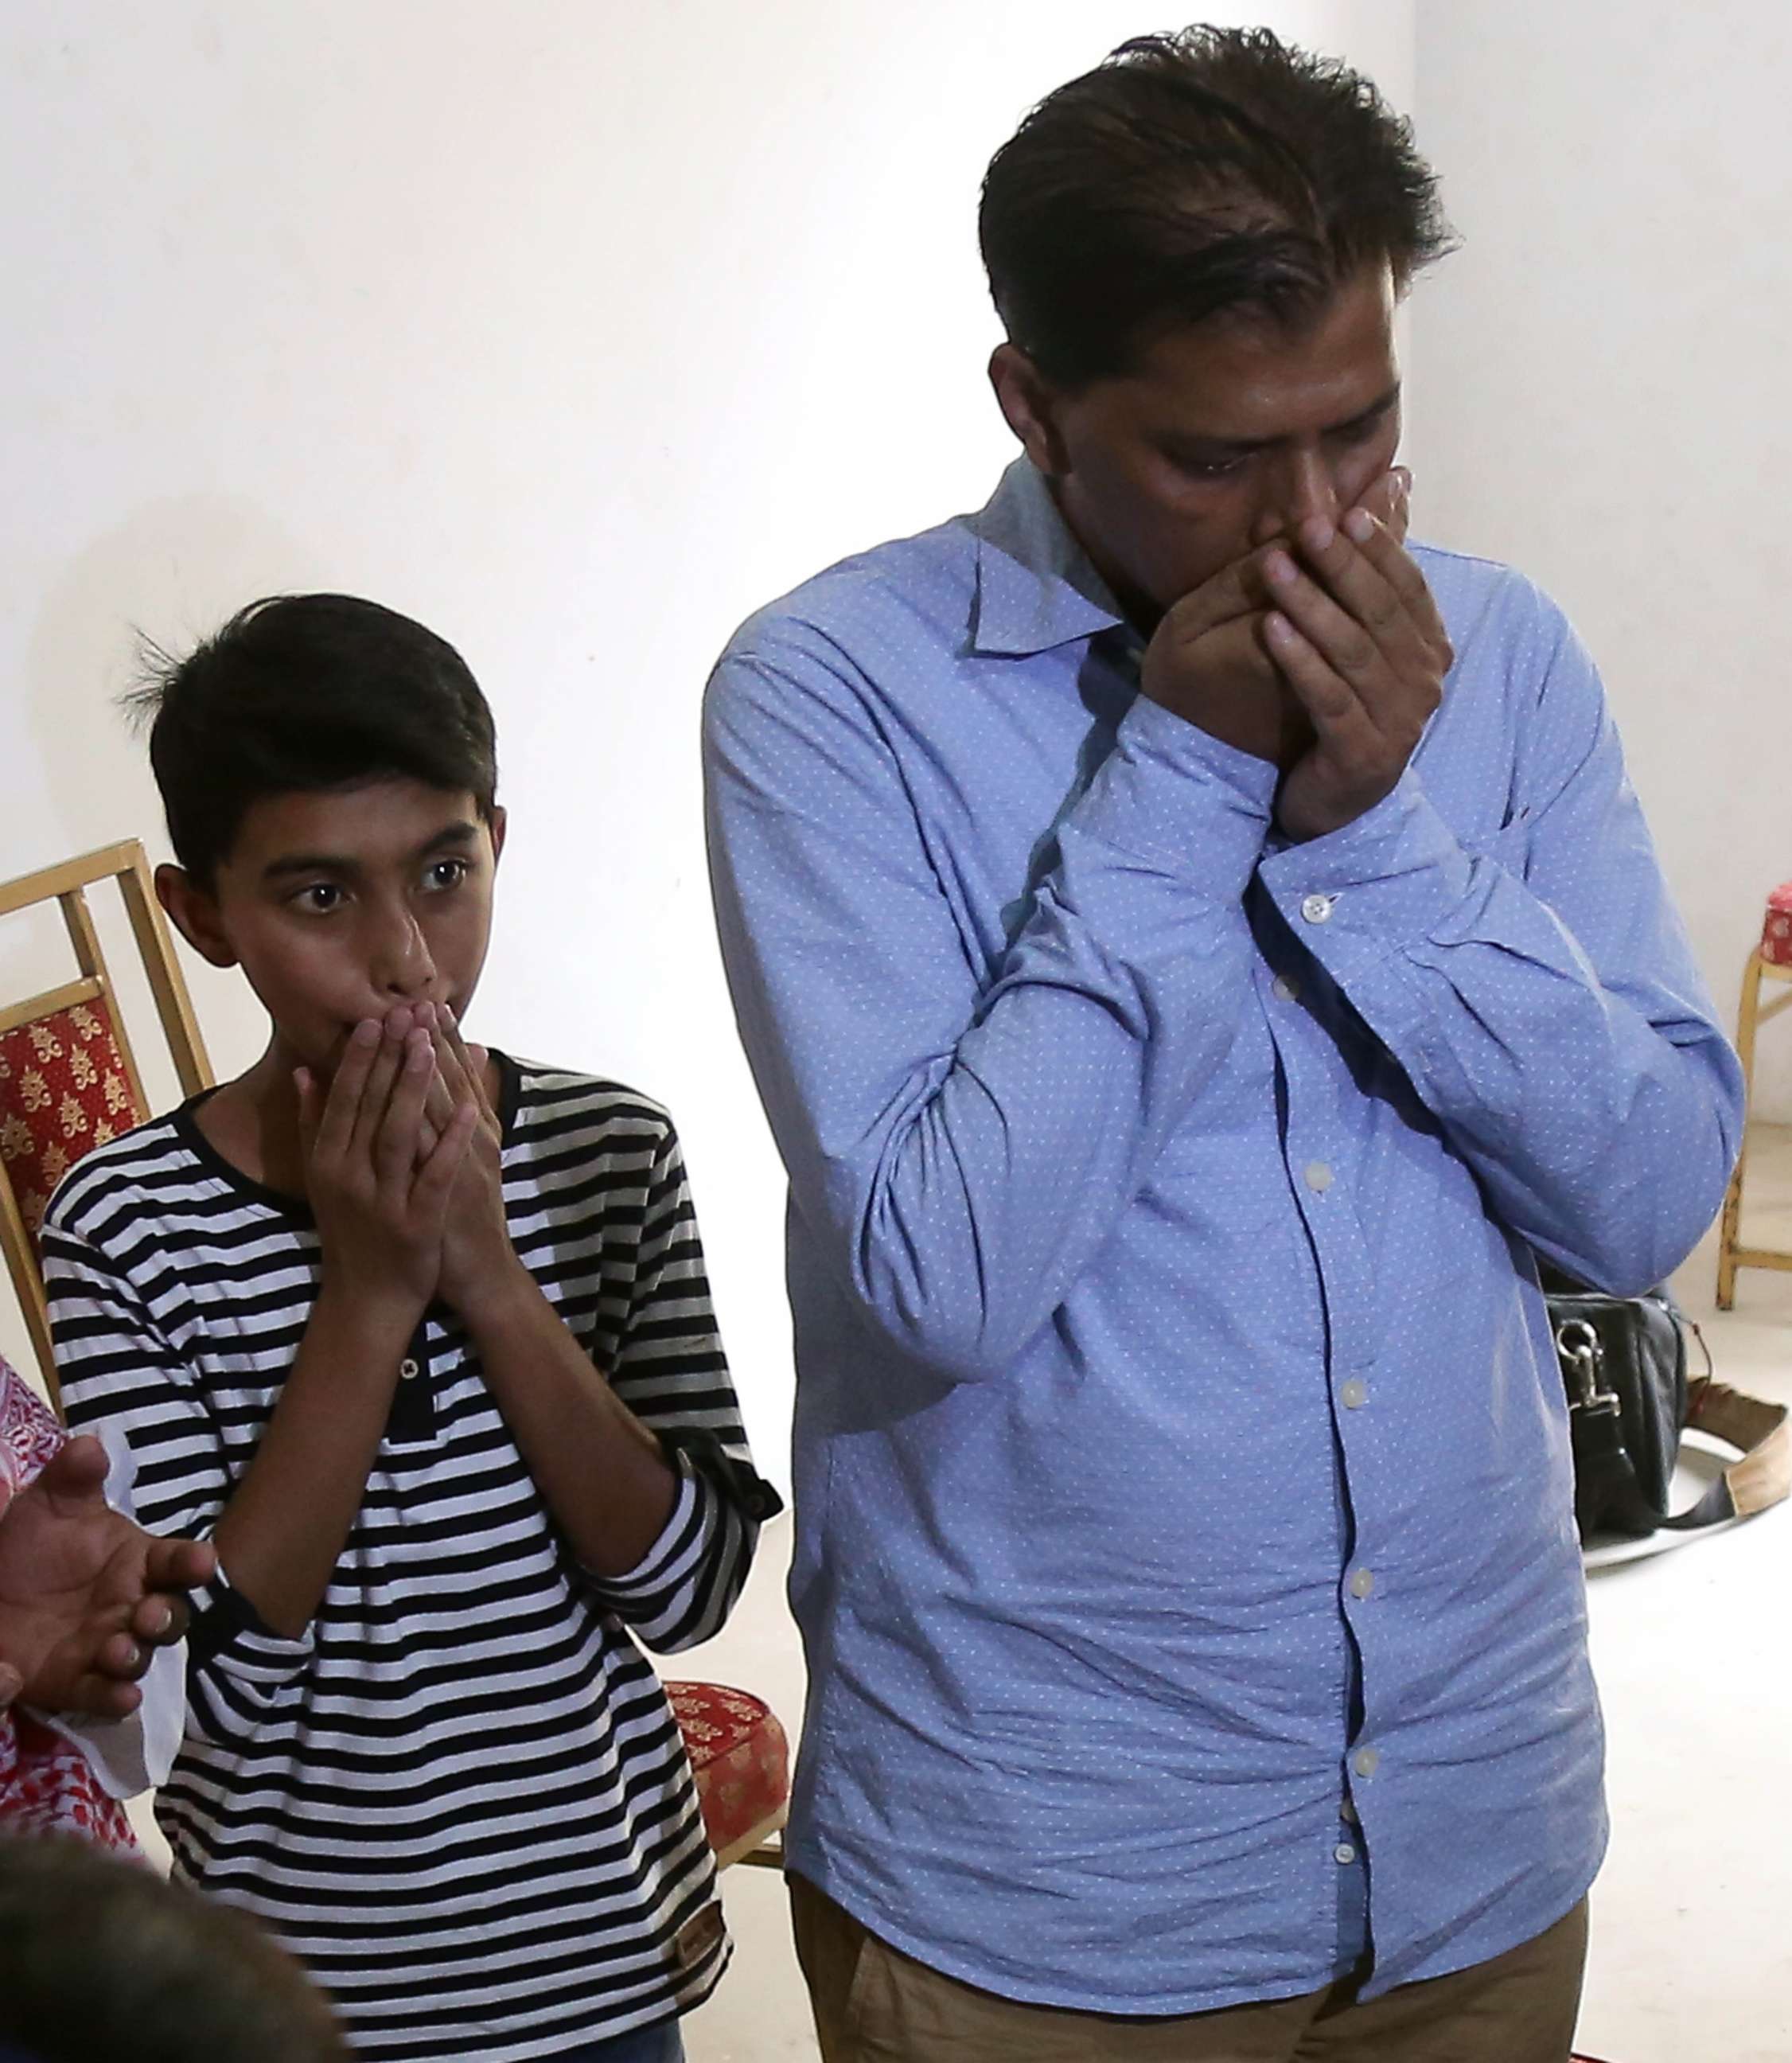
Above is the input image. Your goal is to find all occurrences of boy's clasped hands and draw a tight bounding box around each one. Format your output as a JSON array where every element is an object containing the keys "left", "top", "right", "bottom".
[{"left": 294, "top": 1004, "right": 517, "bottom": 1324}]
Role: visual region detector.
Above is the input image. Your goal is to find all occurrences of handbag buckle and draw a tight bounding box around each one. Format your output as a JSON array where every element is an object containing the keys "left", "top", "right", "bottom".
[{"left": 1556, "top": 1318, "right": 1622, "bottom": 1417}]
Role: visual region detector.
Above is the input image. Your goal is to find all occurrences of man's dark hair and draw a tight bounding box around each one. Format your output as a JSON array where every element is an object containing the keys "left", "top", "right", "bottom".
[
  {"left": 127, "top": 593, "right": 498, "bottom": 886},
  {"left": 979, "top": 25, "right": 1454, "bottom": 388},
  {"left": 0, "top": 1836, "right": 348, "bottom": 2061}
]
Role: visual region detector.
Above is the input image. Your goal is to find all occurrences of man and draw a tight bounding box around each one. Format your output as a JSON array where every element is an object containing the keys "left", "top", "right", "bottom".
[{"left": 704, "top": 26, "right": 1741, "bottom": 2061}]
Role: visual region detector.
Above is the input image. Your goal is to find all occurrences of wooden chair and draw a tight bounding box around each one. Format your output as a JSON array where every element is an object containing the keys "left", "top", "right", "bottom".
[
  {"left": 0, "top": 839, "right": 789, "bottom": 1866},
  {"left": 1716, "top": 880, "right": 1792, "bottom": 1308},
  {"left": 0, "top": 841, "right": 212, "bottom": 1408}
]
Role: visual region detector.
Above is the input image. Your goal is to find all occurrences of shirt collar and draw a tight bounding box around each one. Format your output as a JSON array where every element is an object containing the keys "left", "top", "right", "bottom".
[{"left": 969, "top": 458, "right": 1128, "bottom": 657}]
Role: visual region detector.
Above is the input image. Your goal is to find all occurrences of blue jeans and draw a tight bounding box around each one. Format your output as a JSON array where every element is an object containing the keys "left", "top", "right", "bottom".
[{"left": 555, "top": 2019, "right": 684, "bottom": 2063}]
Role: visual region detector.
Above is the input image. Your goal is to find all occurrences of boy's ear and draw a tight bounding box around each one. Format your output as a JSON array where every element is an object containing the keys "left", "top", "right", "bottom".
[
  {"left": 155, "top": 864, "right": 239, "bottom": 969},
  {"left": 487, "top": 805, "right": 508, "bottom": 868}
]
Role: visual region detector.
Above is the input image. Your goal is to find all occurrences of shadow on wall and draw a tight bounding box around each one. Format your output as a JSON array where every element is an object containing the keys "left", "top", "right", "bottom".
[{"left": 18, "top": 493, "right": 330, "bottom": 1086}]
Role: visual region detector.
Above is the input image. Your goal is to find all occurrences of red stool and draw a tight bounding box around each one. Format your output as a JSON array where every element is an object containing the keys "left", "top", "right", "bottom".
[
  {"left": 1716, "top": 881, "right": 1792, "bottom": 1307},
  {"left": 666, "top": 1680, "right": 789, "bottom": 1869}
]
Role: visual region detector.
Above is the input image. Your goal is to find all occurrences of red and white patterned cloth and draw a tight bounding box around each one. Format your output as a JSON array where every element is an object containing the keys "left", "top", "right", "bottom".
[
  {"left": 664, "top": 1679, "right": 789, "bottom": 1859},
  {"left": 0, "top": 1357, "right": 140, "bottom": 1854},
  {"left": 0, "top": 999, "right": 142, "bottom": 1244},
  {"left": 1761, "top": 882, "right": 1792, "bottom": 969}
]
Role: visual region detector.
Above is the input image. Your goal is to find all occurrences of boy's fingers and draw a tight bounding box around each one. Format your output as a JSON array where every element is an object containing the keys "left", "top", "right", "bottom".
[
  {"left": 350, "top": 1011, "right": 414, "bottom": 1160},
  {"left": 415, "top": 1100, "right": 481, "bottom": 1204},
  {"left": 373, "top": 1033, "right": 436, "bottom": 1188},
  {"left": 315, "top": 1020, "right": 382, "bottom": 1160}
]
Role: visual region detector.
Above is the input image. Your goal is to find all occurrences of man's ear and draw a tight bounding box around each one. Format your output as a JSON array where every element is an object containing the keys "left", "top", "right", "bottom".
[
  {"left": 487, "top": 805, "right": 508, "bottom": 870},
  {"left": 155, "top": 864, "right": 238, "bottom": 969},
  {"left": 988, "top": 344, "right": 1073, "bottom": 478}
]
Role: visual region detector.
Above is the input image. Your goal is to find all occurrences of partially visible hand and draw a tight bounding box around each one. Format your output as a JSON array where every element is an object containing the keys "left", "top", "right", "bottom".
[
  {"left": 1140, "top": 545, "right": 1295, "bottom": 763},
  {"left": 297, "top": 1011, "right": 477, "bottom": 1318},
  {"left": 0, "top": 1436, "right": 216, "bottom": 1718},
  {"left": 1140, "top": 469, "right": 1417, "bottom": 770},
  {"left": 417, "top": 1004, "right": 521, "bottom": 1325},
  {"left": 1258, "top": 466, "right": 1452, "bottom": 841}
]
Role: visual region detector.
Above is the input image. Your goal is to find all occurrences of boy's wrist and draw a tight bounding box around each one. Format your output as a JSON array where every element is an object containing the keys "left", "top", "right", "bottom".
[
  {"left": 310, "top": 1276, "right": 428, "bottom": 1355},
  {"left": 450, "top": 1252, "right": 543, "bottom": 1338}
]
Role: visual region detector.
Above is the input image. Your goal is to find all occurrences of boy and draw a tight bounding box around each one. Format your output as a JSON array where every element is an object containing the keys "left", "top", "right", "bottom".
[{"left": 42, "top": 594, "right": 778, "bottom": 2062}]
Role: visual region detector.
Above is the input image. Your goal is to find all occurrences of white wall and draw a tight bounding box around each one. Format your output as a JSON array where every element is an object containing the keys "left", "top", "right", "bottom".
[
  {"left": 1409, "top": 0, "right": 1792, "bottom": 1119},
  {"left": 0, "top": 0, "right": 1412, "bottom": 1468}
]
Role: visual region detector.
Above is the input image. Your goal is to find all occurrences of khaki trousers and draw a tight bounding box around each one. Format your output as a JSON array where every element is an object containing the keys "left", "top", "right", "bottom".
[{"left": 789, "top": 1874, "right": 1587, "bottom": 2063}]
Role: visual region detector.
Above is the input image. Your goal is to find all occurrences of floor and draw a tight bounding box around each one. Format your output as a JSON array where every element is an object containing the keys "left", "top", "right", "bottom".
[{"left": 127, "top": 1138, "right": 1792, "bottom": 2062}]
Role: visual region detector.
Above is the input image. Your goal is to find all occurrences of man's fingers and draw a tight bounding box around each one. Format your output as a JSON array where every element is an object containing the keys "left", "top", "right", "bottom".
[
  {"left": 1355, "top": 464, "right": 1412, "bottom": 544},
  {"left": 1263, "top": 548, "right": 1386, "bottom": 702},
  {"left": 1262, "top": 611, "right": 1382, "bottom": 763},
  {"left": 1162, "top": 549, "right": 1265, "bottom": 647}
]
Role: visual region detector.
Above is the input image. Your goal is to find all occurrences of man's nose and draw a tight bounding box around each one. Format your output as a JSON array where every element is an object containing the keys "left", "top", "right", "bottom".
[
  {"left": 371, "top": 906, "right": 438, "bottom": 1000},
  {"left": 1250, "top": 447, "right": 1342, "bottom": 546}
]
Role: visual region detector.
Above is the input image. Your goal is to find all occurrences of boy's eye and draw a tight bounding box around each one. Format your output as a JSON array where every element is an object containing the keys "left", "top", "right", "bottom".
[
  {"left": 294, "top": 884, "right": 345, "bottom": 915},
  {"left": 423, "top": 858, "right": 470, "bottom": 892}
]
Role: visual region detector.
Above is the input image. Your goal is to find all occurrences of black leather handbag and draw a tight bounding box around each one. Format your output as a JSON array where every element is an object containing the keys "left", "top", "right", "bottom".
[{"left": 1544, "top": 1272, "right": 1789, "bottom": 1542}]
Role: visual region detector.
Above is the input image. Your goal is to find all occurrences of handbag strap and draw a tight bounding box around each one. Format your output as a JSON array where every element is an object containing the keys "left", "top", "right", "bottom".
[{"left": 1675, "top": 1375, "right": 1792, "bottom": 1527}]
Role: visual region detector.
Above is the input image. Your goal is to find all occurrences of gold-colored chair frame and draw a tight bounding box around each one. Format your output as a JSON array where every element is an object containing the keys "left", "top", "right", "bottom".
[
  {"left": 1716, "top": 949, "right": 1792, "bottom": 1308},
  {"left": 0, "top": 840, "right": 212, "bottom": 1406}
]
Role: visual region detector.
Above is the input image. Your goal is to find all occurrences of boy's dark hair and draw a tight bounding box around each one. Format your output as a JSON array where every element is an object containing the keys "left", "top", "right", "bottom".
[
  {"left": 979, "top": 25, "right": 1454, "bottom": 388},
  {"left": 128, "top": 594, "right": 498, "bottom": 886},
  {"left": 0, "top": 1836, "right": 348, "bottom": 2061}
]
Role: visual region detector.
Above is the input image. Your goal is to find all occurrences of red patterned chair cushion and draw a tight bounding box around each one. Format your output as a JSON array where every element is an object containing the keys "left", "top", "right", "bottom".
[
  {"left": 0, "top": 1001, "right": 142, "bottom": 1241},
  {"left": 1763, "top": 881, "right": 1792, "bottom": 969},
  {"left": 666, "top": 1679, "right": 789, "bottom": 1864}
]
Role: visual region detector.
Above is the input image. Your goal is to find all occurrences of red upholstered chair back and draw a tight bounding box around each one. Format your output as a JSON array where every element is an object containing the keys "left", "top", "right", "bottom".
[{"left": 0, "top": 842, "right": 211, "bottom": 1412}]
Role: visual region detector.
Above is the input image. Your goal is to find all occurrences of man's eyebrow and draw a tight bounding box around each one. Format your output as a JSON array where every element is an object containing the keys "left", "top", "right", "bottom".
[
  {"left": 1162, "top": 382, "right": 1403, "bottom": 458},
  {"left": 259, "top": 823, "right": 481, "bottom": 883}
]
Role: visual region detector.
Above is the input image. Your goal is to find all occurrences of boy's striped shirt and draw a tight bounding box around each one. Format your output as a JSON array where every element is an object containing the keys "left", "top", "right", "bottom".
[{"left": 44, "top": 1057, "right": 776, "bottom": 2061}]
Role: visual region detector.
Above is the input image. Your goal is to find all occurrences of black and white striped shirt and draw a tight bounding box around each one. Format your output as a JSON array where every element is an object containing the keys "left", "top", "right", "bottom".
[{"left": 43, "top": 1057, "right": 777, "bottom": 2061}]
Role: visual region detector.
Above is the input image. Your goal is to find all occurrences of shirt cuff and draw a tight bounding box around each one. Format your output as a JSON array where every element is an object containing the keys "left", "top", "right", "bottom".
[
  {"left": 42, "top": 1640, "right": 184, "bottom": 1800},
  {"left": 188, "top": 1559, "right": 317, "bottom": 1682},
  {"left": 1256, "top": 769, "right": 1475, "bottom": 983},
  {"left": 1068, "top": 696, "right": 1276, "bottom": 902},
  {"left": 582, "top": 1463, "right": 704, "bottom": 1608}
]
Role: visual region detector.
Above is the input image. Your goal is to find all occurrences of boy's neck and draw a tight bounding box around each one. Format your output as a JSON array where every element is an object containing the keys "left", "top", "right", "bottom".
[{"left": 193, "top": 1037, "right": 309, "bottom": 1198}]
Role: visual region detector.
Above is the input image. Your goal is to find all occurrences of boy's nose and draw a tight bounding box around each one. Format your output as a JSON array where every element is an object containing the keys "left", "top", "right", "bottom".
[{"left": 372, "top": 914, "right": 438, "bottom": 1000}]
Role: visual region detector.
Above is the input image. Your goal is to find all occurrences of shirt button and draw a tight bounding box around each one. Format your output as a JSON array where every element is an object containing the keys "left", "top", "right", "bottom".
[
  {"left": 1354, "top": 1747, "right": 1380, "bottom": 1779},
  {"left": 399, "top": 1357, "right": 420, "bottom": 1381},
  {"left": 1272, "top": 973, "right": 1301, "bottom": 1003},
  {"left": 1334, "top": 1843, "right": 1358, "bottom": 1866},
  {"left": 1340, "top": 1379, "right": 1368, "bottom": 1410},
  {"left": 1340, "top": 1800, "right": 1360, "bottom": 1825},
  {"left": 1350, "top": 1568, "right": 1375, "bottom": 1600},
  {"left": 1300, "top": 893, "right": 1335, "bottom": 925},
  {"left": 1304, "top": 1161, "right": 1334, "bottom": 1194}
]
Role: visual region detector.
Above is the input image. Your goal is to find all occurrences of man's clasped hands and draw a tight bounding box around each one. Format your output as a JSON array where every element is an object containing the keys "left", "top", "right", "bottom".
[{"left": 1143, "top": 466, "right": 1456, "bottom": 842}]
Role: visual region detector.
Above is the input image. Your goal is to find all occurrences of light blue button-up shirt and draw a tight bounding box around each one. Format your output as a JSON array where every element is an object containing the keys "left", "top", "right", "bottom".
[{"left": 703, "top": 459, "right": 1741, "bottom": 2013}]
